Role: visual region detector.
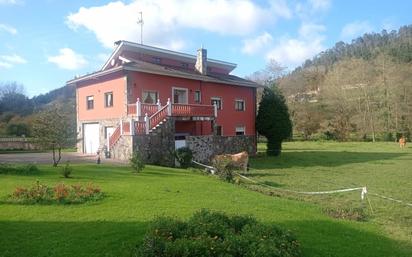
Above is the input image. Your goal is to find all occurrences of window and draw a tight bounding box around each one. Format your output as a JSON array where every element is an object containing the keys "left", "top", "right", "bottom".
[
  {"left": 173, "top": 88, "right": 188, "bottom": 104},
  {"left": 211, "top": 97, "right": 222, "bottom": 110},
  {"left": 194, "top": 90, "right": 201, "bottom": 103},
  {"left": 86, "top": 96, "right": 94, "bottom": 110},
  {"left": 235, "top": 126, "right": 245, "bottom": 136},
  {"left": 104, "top": 92, "right": 113, "bottom": 107},
  {"left": 142, "top": 91, "right": 158, "bottom": 104},
  {"left": 235, "top": 99, "right": 245, "bottom": 111},
  {"left": 216, "top": 125, "right": 222, "bottom": 136},
  {"left": 152, "top": 57, "right": 161, "bottom": 64}
]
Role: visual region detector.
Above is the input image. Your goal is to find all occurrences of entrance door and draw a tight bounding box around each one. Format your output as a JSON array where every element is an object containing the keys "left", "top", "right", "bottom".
[
  {"left": 105, "top": 126, "right": 115, "bottom": 150},
  {"left": 84, "top": 123, "right": 100, "bottom": 154},
  {"left": 173, "top": 88, "right": 188, "bottom": 104}
]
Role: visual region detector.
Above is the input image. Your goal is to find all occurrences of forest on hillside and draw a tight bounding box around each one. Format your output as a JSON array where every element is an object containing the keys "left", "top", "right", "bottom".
[
  {"left": 278, "top": 25, "right": 412, "bottom": 141},
  {"left": 0, "top": 83, "right": 75, "bottom": 137}
]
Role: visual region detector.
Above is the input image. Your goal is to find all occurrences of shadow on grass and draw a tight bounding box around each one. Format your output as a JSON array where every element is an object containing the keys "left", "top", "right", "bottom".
[
  {"left": 0, "top": 219, "right": 411, "bottom": 257},
  {"left": 280, "top": 219, "right": 412, "bottom": 257},
  {"left": 250, "top": 151, "right": 406, "bottom": 170}
]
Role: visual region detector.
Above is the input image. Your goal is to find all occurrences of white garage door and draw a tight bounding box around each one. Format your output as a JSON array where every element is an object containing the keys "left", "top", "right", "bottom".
[{"left": 84, "top": 123, "right": 100, "bottom": 154}]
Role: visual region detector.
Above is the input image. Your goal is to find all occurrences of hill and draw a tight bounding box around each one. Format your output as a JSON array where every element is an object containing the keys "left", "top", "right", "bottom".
[
  {"left": 0, "top": 83, "right": 75, "bottom": 137},
  {"left": 278, "top": 24, "right": 412, "bottom": 141}
]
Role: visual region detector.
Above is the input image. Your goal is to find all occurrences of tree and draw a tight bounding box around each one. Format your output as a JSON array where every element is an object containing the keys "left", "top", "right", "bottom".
[
  {"left": 32, "top": 104, "right": 76, "bottom": 167},
  {"left": 256, "top": 86, "right": 292, "bottom": 156}
]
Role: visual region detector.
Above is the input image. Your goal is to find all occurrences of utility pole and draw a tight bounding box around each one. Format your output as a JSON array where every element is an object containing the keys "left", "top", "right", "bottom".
[{"left": 137, "top": 11, "right": 144, "bottom": 44}]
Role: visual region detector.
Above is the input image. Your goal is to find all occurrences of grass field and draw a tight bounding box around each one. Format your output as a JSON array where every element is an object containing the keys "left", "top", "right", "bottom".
[
  {"left": 0, "top": 142, "right": 411, "bottom": 257},
  {"left": 251, "top": 141, "right": 412, "bottom": 242}
]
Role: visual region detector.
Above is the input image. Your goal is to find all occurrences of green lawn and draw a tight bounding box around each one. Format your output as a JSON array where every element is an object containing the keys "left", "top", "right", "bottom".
[
  {"left": 0, "top": 142, "right": 411, "bottom": 257},
  {"left": 252, "top": 141, "right": 412, "bottom": 242}
]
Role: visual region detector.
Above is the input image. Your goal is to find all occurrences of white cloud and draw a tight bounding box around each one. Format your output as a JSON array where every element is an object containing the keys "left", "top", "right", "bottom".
[
  {"left": 0, "top": 23, "right": 17, "bottom": 35},
  {"left": 0, "top": 0, "right": 18, "bottom": 4},
  {"left": 0, "top": 54, "right": 27, "bottom": 69},
  {"left": 242, "top": 32, "right": 273, "bottom": 55},
  {"left": 0, "top": 54, "right": 26, "bottom": 64},
  {"left": 341, "top": 21, "right": 373, "bottom": 41},
  {"left": 308, "top": 0, "right": 331, "bottom": 11},
  {"left": 0, "top": 61, "right": 13, "bottom": 68},
  {"left": 67, "top": 0, "right": 289, "bottom": 49},
  {"left": 266, "top": 23, "right": 326, "bottom": 68},
  {"left": 48, "top": 48, "right": 88, "bottom": 70}
]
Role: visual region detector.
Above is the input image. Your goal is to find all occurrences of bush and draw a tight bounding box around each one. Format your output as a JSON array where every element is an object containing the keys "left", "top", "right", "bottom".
[
  {"left": 175, "top": 147, "right": 193, "bottom": 168},
  {"left": 212, "top": 156, "right": 235, "bottom": 182},
  {"left": 323, "top": 207, "right": 368, "bottom": 222},
  {"left": 134, "top": 209, "right": 301, "bottom": 257},
  {"left": 8, "top": 181, "right": 103, "bottom": 204},
  {"left": 130, "top": 151, "right": 145, "bottom": 173},
  {"left": 61, "top": 161, "right": 72, "bottom": 178},
  {"left": 0, "top": 163, "right": 39, "bottom": 175}
]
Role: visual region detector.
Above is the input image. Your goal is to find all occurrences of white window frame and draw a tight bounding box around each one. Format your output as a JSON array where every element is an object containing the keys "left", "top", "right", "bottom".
[
  {"left": 142, "top": 90, "right": 159, "bottom": 104},
  {"left": 172, "top": 87, "right": 189, "bottom": 104},
  {"left": 235, "top": 125, "right": 245, "bottom": 136},
  {"left": 86, "top": 95, "right": 94, "bottom": 110},
  {"left": 194, "top": 90, "right": 201, "bottom": 103},
  {"left": 211, "top": 97, "right": 222, "bottom": 110},
  {"left": 104, "top": 92, "right": 113, "bottom": 108},
  {"left": 235, "top": 99, "right": 245, "bottom": 111}
]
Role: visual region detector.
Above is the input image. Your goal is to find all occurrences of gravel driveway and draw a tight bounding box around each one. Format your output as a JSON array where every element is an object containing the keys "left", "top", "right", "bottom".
[{"left": 0, "top": 152, "right": 126, "bottom": 165}]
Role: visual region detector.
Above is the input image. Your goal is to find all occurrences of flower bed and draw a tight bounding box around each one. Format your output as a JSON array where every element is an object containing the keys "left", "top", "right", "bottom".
[{"left": 8, "top": 181, "right": 104, "bottom": 204}]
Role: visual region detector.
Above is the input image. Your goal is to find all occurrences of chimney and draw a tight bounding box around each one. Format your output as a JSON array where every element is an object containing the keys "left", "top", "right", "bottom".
[{"left": 195, "top": 47, "right": 207, "bottom": 75}]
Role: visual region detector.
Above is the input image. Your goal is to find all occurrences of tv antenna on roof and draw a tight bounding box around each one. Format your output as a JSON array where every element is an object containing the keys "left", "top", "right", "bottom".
[{"left": 137, "top": 11, "right": 144, "bottom": 44}]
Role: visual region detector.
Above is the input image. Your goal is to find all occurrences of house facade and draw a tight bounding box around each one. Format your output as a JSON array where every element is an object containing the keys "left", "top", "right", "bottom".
[{"left": 67, "top": 41, "right": 259, "bottom": 166}]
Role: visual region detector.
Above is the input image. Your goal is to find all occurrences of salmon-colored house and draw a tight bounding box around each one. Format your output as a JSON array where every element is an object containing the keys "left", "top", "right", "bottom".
[{"left": 67, "top": 41, "right": 259, "bottom": 165}]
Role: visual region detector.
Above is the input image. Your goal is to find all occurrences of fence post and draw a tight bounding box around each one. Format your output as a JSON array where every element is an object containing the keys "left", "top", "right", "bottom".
[
  {"left": 136, "top": 98, "right": 141, "bottom": 117},
  {"left": 157, "top": 98, "right": 162, "bottom": 111},
  {"left": 120, "top": 119, "right": 123, "bottom": 135},
  {"left": 167, "top": 98, "right": 172, "bottom": 116},
  {"left": 130, "top": 118, "right": 134, "bottom": 135},
  {"left": 144, "top": 113, "right": 149, "bottom": 135},
  {"left": 214, "top": 103, "right": 218, "bottom": 118}
]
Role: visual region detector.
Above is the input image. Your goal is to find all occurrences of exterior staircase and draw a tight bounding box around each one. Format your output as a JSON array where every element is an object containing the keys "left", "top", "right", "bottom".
[{"left": 108, "top": 98, "right": 216, "bottom": 153}]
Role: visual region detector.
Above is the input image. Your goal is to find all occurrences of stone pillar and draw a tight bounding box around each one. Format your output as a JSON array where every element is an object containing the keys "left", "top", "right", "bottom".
[
  {"left": 144, "top": 113, "right": 149, "bottom": 135},
  {"left": 120, "top": 119, "right": 123, "bottom": 135},
  {"left": 167, "top": 98, "right": 172, "bottom": 116},
  {"left": 136, "top": 98, "right": 141, "bottom": 117},
  {"left": 130, "top": 118, "right": 134, "bottom": 135},
  {"left": 157, "top": 98, "right": 162, "bottom": 111},
  {"left": 213, "top": 103, "right": 217, "bottom": 118}
]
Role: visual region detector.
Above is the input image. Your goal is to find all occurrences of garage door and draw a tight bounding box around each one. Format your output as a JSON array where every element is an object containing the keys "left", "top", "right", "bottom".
[{"left": 84, "top": 123, "right": 100, "bottom": 154}]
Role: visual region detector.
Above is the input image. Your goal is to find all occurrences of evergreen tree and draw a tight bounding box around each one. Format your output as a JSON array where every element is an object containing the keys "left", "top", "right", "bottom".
[{"left": 256, "top": 86, "right": 292, "bottom": 156}]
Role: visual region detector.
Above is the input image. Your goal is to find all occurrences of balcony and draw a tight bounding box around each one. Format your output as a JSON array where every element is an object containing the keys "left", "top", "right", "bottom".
[{"left": 127, "top": 98, "right": 217, "bottom": 120}]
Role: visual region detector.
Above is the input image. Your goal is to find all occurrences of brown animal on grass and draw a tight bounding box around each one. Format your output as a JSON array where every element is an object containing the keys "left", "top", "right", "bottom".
[
  {"left": 399, "top": 136, "right": 406, "bottom": 148},
  {"left": 213, "top": 151, "right": 249, "bottom": 173}
]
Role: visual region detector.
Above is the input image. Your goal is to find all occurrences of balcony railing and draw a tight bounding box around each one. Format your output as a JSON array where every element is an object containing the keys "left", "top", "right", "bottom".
[
  {"left": 172, "top": 104, "right": 215, "bottom": 117},
  {"left": 127, "top": 98, "right": 217, "bottom": 119}
]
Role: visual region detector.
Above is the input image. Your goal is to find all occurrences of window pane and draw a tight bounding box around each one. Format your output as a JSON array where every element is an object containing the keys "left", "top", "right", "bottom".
[
  {"left": 143, "top": 91, "right": 157, "bottom": 104},
  {"left": 105, "top": 92, "right": 113, "bottom": 107}
]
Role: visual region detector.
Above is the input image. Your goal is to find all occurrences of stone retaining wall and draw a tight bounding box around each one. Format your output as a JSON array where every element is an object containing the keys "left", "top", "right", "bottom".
[
  {"left": 0, "top": 138, "right": 39, "bottom": 150},
  {"left": 132, "top": 118, "right": 175, "bottom": 166},
  {"left": 186, "top": 135, "right": 256, "bottom": 164}
]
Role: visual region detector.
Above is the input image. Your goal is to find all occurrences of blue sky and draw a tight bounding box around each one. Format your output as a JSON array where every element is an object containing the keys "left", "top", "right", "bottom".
[{"left": 0, "top": 0, "right": 411, "bottom": 97}]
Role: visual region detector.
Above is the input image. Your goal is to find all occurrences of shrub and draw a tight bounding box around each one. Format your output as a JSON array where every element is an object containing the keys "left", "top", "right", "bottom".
[
  {"left": 134, "top": 209, "right": 301, "bottom": 257},
  {"left": 61, "top": 161, "right": 73, "bottom": 178},
  {"left": 323, "top": 207, "right": 368, "bottom": 222},
  {"left": 175, "top": 147, "right": 193, "bottom": 168},
  {"left": 0, "top": 163, "right": 39, "bottom": 175},
  {"left": 212, "top": 156, "right": 235, "bottom": 182},
  {"left": 8, "top": 181, "right": 103, "bottom": 204},
  {"left": 130, "top": 151, "right": 145, "bottom": 173}
]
